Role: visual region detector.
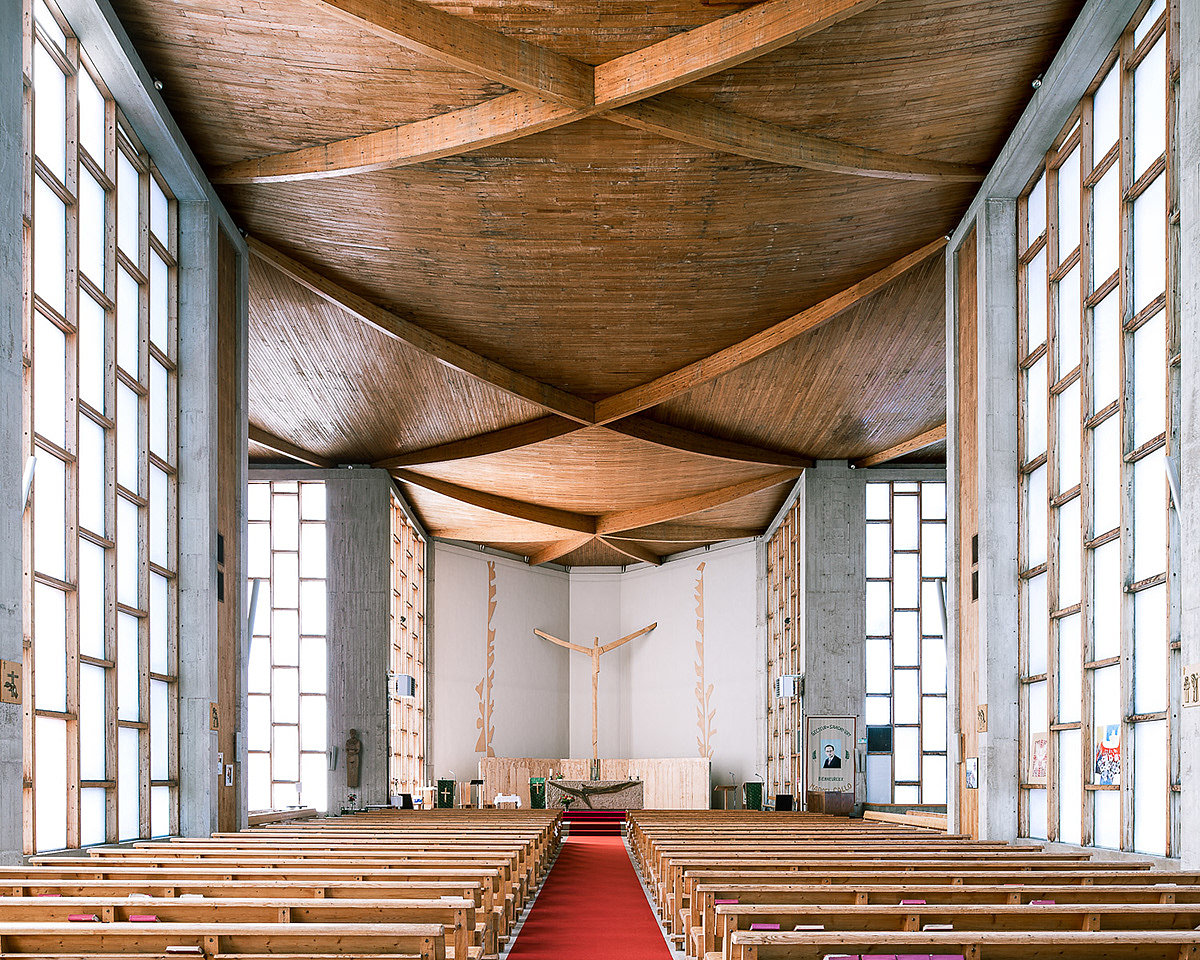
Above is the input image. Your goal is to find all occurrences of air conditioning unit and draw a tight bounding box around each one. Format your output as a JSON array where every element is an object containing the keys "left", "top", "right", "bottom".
[
  {"left": 774, "top": 674, "right": 802, "bottom": 698},
  {"left": 389, "top": 673, "right": 417, "bottom": 699}
]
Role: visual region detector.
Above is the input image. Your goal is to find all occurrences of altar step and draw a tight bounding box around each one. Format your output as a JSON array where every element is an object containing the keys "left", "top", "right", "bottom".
[{"left": 561, "top": 809, "right": 626, "bottom": 836}]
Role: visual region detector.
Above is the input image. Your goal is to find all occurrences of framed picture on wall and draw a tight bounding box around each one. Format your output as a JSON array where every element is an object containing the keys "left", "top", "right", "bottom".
[{"left": 805, "top": 715, "right": 856, "bottom": 795}]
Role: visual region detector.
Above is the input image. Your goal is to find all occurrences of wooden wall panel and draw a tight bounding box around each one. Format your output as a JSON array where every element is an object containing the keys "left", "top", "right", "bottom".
[{"left": 479, "top": 756, "right": 710, "bottom": 809}]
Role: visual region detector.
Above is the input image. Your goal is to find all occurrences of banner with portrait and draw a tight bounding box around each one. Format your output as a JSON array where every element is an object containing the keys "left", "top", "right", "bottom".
[{"left": 805, "top": 715, "right": 856, "bottom": 795}]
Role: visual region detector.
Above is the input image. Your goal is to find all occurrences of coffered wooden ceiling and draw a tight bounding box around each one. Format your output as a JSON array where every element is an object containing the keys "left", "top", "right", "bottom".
[{"left": 115, "top": 0, "right": 1080, "bottom": 565}]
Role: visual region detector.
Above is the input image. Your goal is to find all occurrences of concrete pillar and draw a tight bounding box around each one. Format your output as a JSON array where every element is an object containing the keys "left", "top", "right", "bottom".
[
  {"left": 0, "top": 0, "right": 25, "bottom": 864},
  {"left": 1178, "top": 0, "right": 1199, "bottom": 871}
]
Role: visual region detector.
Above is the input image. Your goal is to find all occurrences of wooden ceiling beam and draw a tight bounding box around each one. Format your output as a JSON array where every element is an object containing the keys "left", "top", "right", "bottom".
[
  {"left": 599, "top": 536, "right": 662, "bottom": 566},
  {"left": 852, "top": 422, "right": 947, "bottom": 468},
  {"left": 373, "top": 416, "right": 581, "bottom": 469},
  {"left": 593, "top": 236, "right": 948, "bottom": 424},
  {"left": 595, "top": 470, "right": 801, "bottom": 535},
  {"left": 394, "top": 469, "right": 597, "bottom": 535},
  {"left": 248, "top": 425, "right": 336, "bottom": 468},
  {"left": 247, "top": 236, "right": 596, "bottom": 425},
  {"left": 308, "top": 0, "right": 593, "bottom": 106},
  {"left": 528, "top": 535, "right": 596, "bottom": 566},
  {"left": 607, "top": 94, "right": 984, "bottom": 184},
  {"left": 609, "top": 524, "right": 760, "bottom": 543},
  {"left": 593, "top": 0, "right": 885, "bottom": 109},
  {"left": 608, "top": 414, "right": 813, "bottom": 468}
]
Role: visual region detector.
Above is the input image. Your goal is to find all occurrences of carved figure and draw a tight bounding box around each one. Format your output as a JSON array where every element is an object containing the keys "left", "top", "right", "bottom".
[{"left": 346, "top": 728, "right": 362, "bottom": 789}]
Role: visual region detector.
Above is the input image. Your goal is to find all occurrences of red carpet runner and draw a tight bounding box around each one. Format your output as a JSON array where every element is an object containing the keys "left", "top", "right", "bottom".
[{"left": 507, "top": 835, "right": 674, "bottom": 959}]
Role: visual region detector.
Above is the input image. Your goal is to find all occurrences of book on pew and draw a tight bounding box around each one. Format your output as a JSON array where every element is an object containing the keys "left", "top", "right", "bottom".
[
  {"left": 793, "top": 924, "right": 824, "bottom": 930},
  {"left": 922, "top": 923, "right": 954, "bottom": 930},
  {"left": 749, "top": 922, "right": 781, "bottom": 930},
  {"left": 68, "top": 913, "right": 99, "bottom": 922},
  {"left": 164, "top": 948, "right": 204, "bottom": 956},
  {"left": 129, "top": 914, "right": 159, "bottom": 921},
  {"left": 1030, "top": 899, "right": 1055, "bottom": 905},
  {"left": 899, "top": 899, "right": 926, "bottom": 905},
  {"left": 713, "top": 898, "right": 738, "bottom": 904}
]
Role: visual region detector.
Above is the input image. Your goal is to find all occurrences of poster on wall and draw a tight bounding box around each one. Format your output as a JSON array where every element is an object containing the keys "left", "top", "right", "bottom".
[
  {"left": 1093, "top": 724, "right": 1121, "bottom": 785},
  {"left": 805, "top": 716, "right": 856, "bottom": 795},
  {"left": 1028, "top": 732, "right": 1049, "bottom": 786}
]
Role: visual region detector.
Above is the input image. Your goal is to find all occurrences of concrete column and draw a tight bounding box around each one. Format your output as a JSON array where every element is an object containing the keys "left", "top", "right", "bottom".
[
  {"left": 975, "top": 198, "right": 1021, "bottom": 842},
  {"left": 0, "top": 0, "right": 25, "bottom": 864},
  {"left": 1178, "top": 0, "right": 1199, "bottom": 871},
  {"left": 176, "top": 203, "right": 221, "bottom": 838}
]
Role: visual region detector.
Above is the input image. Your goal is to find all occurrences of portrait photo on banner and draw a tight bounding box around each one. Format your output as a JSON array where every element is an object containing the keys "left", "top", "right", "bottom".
[{"left": 805, "top": 715, "right": 856, "bottom": 794}]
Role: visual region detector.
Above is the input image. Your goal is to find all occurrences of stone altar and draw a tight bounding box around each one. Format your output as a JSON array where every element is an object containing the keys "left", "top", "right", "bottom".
[{"left": 546, "top": 779, "right": 644, "bottom": 810}]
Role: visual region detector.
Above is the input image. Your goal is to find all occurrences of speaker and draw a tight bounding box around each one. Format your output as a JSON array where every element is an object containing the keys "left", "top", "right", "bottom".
[
  {"left": 867, "top": 725, "right": 893, "bottom": 753},
  {"left": 774, "top": 793, "right": 794, "bottom": 812}
]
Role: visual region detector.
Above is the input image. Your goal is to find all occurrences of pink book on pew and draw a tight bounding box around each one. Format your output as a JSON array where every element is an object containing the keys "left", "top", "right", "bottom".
[
  {"left": 713, "top": 898, "right": 738, "bottom": 904},
  {"left": 68, "top": 914, "right": 99, "bottom": 922},
  {"left": 899, "top": 899, "right": 926, "bottom": 905},
  {"left": 1030, "top": 899, "right": 1055, "bottom": 905},
  {"left": 748, "top": 923, "right": 780, "bottom": 930},
  {"left": 129, "top": 914, "right": 159, "bottom": 922}
]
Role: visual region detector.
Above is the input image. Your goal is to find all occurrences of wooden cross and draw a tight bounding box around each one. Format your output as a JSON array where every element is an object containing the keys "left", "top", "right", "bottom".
[{"left": 534, "top": 623, "right": 656, "bottom": 762}]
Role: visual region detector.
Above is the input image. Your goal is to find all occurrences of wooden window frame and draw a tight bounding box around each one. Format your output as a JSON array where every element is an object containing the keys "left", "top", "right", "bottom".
[{"left": 388, "top": 491, "right": 427, "bottom": 797}]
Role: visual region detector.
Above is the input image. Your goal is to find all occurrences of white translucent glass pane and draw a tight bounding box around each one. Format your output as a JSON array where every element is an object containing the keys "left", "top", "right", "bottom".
[
  {"left": 247, "top": 522, "right": 270, "bottom": 580},
  {"left": 1133, "top": 38, "right": 1166, "bottom": 179},
  {"left": 151, "top": 178, "right": 169, "bottom": 243},
  {"left": 1027, "top": 464, "right": 1047, "bottom": 569},
  {"left": 150, "top": 465, "right": 168, "bottom": 568},
  {"left": 922, "top": 754, "right": 946, "bottom": 804},
  {"left": 1057, "top": 497, "right": 1081, "bottom": 608},
  {"left": 894, "top": 554, "right": 919, "bottom": 609},
  {"left": 894, "top": 612, "right": 919, "bottom": 666},
  {"left": 300, "top": 523, "right": 326, "bottom": 579},
  {"left": 118, "top": 152, "right": 140, "bottom": 258},
  {"left": 1135, "top": 0, "right": 1166, "bottom": 44},
  {"left": 1133, "top": 176, "right": 1166, "bottom": 313},
  {"left": 300, "top": 695, "right": 327, "bottom": 752},
  {"left": 1092, "top": 66, "right": 1119, "bottom": 161},
  {"left": 1057, "top": 728, "right": 1082, "bottom": 845},
  {"left": 921, "top": 482, "right": 946, "bottom": 520},
  {"left": 272, "top": 609, "right": 299, "bottom": 666},
  {"left": 1026, "top": 247, "right": 1048, "bottom": 350},
  {"left": 300, "top": 482, "right": 326, "bottom": 521},
  {"left": 118, "top": 611, "right": 140, "bottom": 721},
  {"left": 1092, "top": 540, "right": 1122, "bottom": 660},
  {"left": 1133, "top": 719, "right": 1167, "bottom": 856},
  {"left": 1027, "top": 572, "right": 1049, "bottom": 674},
  {"left": 1056, "top": 267, "right": 1081, "bottom": 377},
  {"left": 1094, "top": 789, "right": 1120, "bottom": 849},
  {"left": 1133, "top": 451, "right": 1167, "bottom": 582},
  {"left": 150, "top": 572, "right": 169, "bottom": 675},
  {"left": 78, "top": 66, "right": 105, "bottom": 161},
  {"left": 273, "top": 725, "right": 300, "bottom": 782},
  {"left": 118, "top": 726, "right": 140, "bottom": 841},
  {"left": 79, "top": 538, "right": 106, "bottom": 659},
  {"left": 893, "top": 669, "right": 919, "bottom": 724},
  {"left": 893, "top": 728, "right": 919, "bottom": 782},
  {"left": 117, "top": 496, "right": 139, "bottom": 606},
  {"left": 1057, "top": 614, "right": 1081, "bottom": 723},
  {"left": 1091, "top": 414, "right": 1121, "bottom": 535},
  {"left": 117, "top": 383, "right": 140, "bottom": 492},
  {"left": 1025, "top": 355, "right": 1047, "bottom": 460},
  {"left": 79, "top": 416, "right": 105, "bottom": 536},
  {"left": 150, "top": 252, "right": 169, "bottom": 351},
  {"left": 1027, "top": 172, "right": 1047, "bottom": 244},
  {"left": 274, "top": 781, "right": 300, "bottom": 810},
  {"left": 1133, "top": 311, "right": 1166, "bottom": 446},
  {"left": 1057, "top": 148, "right": 1081, "bottom": 259},
  {"left": 34, "top": 179, "right": 66, "bottom": 315},
  {"left": 1028, "top": 788, "right": 1048, "bottom": 840},
  {"left": 118, "top": 268, "right": 140, "bottom": 377},
  {"left": 1093, "top": 664, "right": 1121, "bottom": 738},
  {"left": 35, "top": 1, "right": 67, "bottom": 50},
  {"left": 150, "top": 359, "right": 169, "bottom": 459},
  {"left": 894, "top": 785, "right": 919, "bottom": 804},
  {"left": 33, "top": 583, "right": 66, "bottom": 711},
  {"left": 866, "top": 637, "right": 891, "bottom": 694},
  {"left": 865, "top": 695, "right": 890, "bottom": 725},
  {"left": 1091, "top": 293, "right": 1120, "bottom": 413},
  {"left": 34, "top": 44, "right": 67, "bottom": 183},
  {"left": 273, "top": 667, "right": 299, "bottom": 723},
  {"left": 273, "top": 552, "right": 299, "bottom": 609},
  {"left": 1057, "top": 379, "right": 1081, "bottom": 492},
  {"left": 80, "top": 662, "right": 107, "bottom": 780},
  {"left": 1092, "top": 166, "right": 1119, "bottom": 287},
  {"left": 866, "top": 754, "right": 891, "bottom": 803},
  {"left": 865, "top": 523, "right": 890, "bottom": 578},
  {"left": 34, "top": 312, "right": 66, "bottom": 447},
  {"left": 81, "top": 787, "right": 107, "bottom": 847},
  {"left": 300, "top": 752, "right": 328, "bottom": 812},
  {"left": 921, "top": 634, "right": 946, "bottom": 694},
  {"left": 34, "top": 715, "right": 68, "bottom": 852},
  {"left": 893, "top": 495, "right": 918, "bottom": 551},
  {"left": 299, "top": 635, "right": 326, "bottom": 695},
  {"left": 248, "top": 694, "right": 271, "bottom": 751},
  {"left": 79, "top": 170, "right": 106, "bottom": 286},
  {"left": 922, "top": 697, "right": 946, "bottom": 752},
  {"left": 151, "top": 785, "right": 170, "bottom": 838},
  {"left": 79, "top": 293, "right": 107, "bottom": 414},
  {"left": 1134, "top": 584, "right": 1167, "bottom": 714},
  {"left": 150, "top": 679, "right": 168, "bottom": 780},
  {"left": 248, "top": 482, "right": 271, "bottom": 521},
  {"left": 1029, "top": 680, "right": 1048, "bottom": 739},
  {"left": 247, "top": 635, "right": 270, "bottom": 694},
  {"left": 300, "top": 580, "right": 327, "bottom": 636},
  {"left": 33, "top": 452, "right": 67, "bottom": 580},
  {"left": 248, "top": 752, "right": 271, "bottom": 812},
  {"left": 273, "top": 494, "right": 299, "bottom": 550},
  {"left": 920, "top": 580, "right": 943, "bottom": 638},
  {"left": 921, "top": 522, "right": 946, "bottom": 578}
]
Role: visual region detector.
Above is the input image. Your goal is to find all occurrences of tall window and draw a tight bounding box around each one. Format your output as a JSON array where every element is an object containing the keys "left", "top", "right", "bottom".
[
  {"left": 23, "top": 0, "right": 179, "bottom": 853},
  {"left": 766, "top": 501, "right": 802, "bottom": 796},
  {"left": 246, "top": 480, "right": 328, "bottom": 812},
  {"left": 388, "top": 493, "right": 426, "bottom": 796},
  {"left": 864, "top": 480, "right": 948, "bottom": 805},
  {"left": 1017, "top": 0, "right": 1177, "bottom": 855}
]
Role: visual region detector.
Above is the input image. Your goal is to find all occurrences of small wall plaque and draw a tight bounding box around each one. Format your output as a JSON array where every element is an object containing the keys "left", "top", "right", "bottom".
[
  {"left": 977, "top": 704, "right": 988, "bottom": 733},
  {"left": 1, "top": 660, "right": 21, "bottom": 705},
  {"left": 1183, "top": 664, "right": 1200, "bottom": 709},
  {"left": 209, "top": 702, "right": 220, "bottom": 731}
]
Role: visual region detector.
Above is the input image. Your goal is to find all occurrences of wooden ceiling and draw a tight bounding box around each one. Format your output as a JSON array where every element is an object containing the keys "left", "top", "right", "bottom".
[{"left": 116, "top": 0, "right": 1081, "bottom": 565}]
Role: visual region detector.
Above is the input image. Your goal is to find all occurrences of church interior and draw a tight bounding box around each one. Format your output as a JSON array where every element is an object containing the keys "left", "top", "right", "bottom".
[{"left": 2, "top": 0, "right": 1199, "bottom": 956}]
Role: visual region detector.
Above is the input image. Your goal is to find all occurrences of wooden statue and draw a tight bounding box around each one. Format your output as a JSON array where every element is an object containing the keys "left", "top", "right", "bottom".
[
  {"left": 345, "top": 728, "right": 362, "bottom": 788},
  {"left": 534, "top": 623, "right": 656, "bottom": 763}
]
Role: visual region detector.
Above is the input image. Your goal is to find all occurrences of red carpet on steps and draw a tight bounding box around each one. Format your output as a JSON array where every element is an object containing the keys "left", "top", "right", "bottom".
[{"left": 507, "top": 835, "right": 673, "bottom": 959}]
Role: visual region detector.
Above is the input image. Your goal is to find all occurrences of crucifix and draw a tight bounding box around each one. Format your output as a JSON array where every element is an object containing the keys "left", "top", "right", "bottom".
[{"left": 534, "top": 623, "right": 657, "bottom": 763}]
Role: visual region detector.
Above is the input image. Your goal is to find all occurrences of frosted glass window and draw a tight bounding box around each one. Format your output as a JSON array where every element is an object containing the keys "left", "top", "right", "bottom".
[
  {"left": 35, "top": 716, "right": 68, "bottom": 852},
  {"left": 1133, "top": 451, "right": 1166, "bottom": 582},
  {"left": 865, "top": 524, "right": 890, "bottom": 577},
  {"left": 1092, "top": 166, "right": 1120, "bottom": 287},
  {"left": 79, "top": 539, "right": 106, "bottom": 659},
  {"left": 922, "top": 755, "right": 947, "bottom": 804},
  {"left": 34, "top": 313, "right": 66, "bottom": 447},
  {"left": 80, "top": 662, "right": 107, "bottom": 780},
  {"left": 893, "top": 669, "right": 919, "bottom": 724},
  {"left": 300, "top": 580, "right": 327, "bottom": 635},
  {"left": 1091, "top": 414, "right": 1121, "bottom": 534},
  {"left": 150, "top": 359, "right": 169, "bottom": 458},
  {"left": 33, "top": 451, "right": 67, "bottom": 581},
  {"left": 150, "top": 252, "right": 169, "bottom": 350},
  {"left": 1094, "top": 789, "right": 1120, "bottom": 849},
  {"left": 248, "top": 639, "right": 269, "bottom": 695},
  {"left": 149, "top": 572, "right": 168, "bottom": 675},
  {"left": 151, "top": 786, "right": 170, "bottom": 838},
  {"left": 1029, "top": 680, "right": 1048, "bottom": 736},
  {"left": 248, "top": 753, "right": 271, "bottom": 811},
  {"left": 1133, "top": 719, "right": 1167, "bottom": 856},
  {"left": 33, "top": 179, "right": 66, "bottom": 316},
  {"left": 150, "top": 178, "right": 169, "bottom": 243},
  {"left": 117, "top": 382, "right": 139, "bottom": 492},
  {"left": 894, "top": 612, "right": 919, "bottom": 665},
  {"left": 866, "top": 637, "right": 890, "bottom": 693},
  {"left": 1133, "top": 176, "right": 1166, "bottom": 313},
  {"left": 893, "top": 495, "right": 919, "bottom": 550},
  {"left": 921, "top": 522, "right": 946, "bottom": 577},
  {"left": 1056, "top": 267, "right": 1081, "bottom": 377},
  {"left": 79, "top": 416, "right": 106, "bottom": 535},
  {"left": 34, "top": 583, "right": 67, "bottom": 711},
  {"left": 922, "top": 697, "right": 946, "bottom": 751},
  {"left": 922, "top": 635, "right": 946, "bottom": 693},
  {"left": 866, "top": 696, "right": 890, "bottom": 725},
  {"left": 894, "top": 554, "right": 919, "bottom": 609},
  {"left": 248, "top": 482, "right": 271, "bottom": 521},
  {"left": 118, "top": 726, "right": 140, "bottom": 841},
  {"left": 300, "top": 482, "right": 327, "bottom": 520},
  {"left": 1027, "top": 172, "right": 1046, "bottom": 243},
  {"left": 894, "top": 785, "right": 919, "bottom": 804},
  {"left": 248, "top": 695, "right": 271, "bottom": 751},
  {"left": 118, "top": 612, "right": 140, "bottom": 721},
  {"left": 150, "top": 679, "right": 169, "bottom": 780},
  {"left": 1092, "top": 540, "right": 1122, "bottom": 659},
  {"left": 35, "top": 0, "right": 66, "bottom": 47},
  {"left": 1057, "top": 148, "right": 1081, "bottom": 258},
  {"left": 248, "top": 522, "right": 270, "bottom": 579},
  {"left": 80, "top": 170, "right": 106, "bottom": 286},
  {"left": 300, "top": 696, "right": 327, "bottom": 751},
  {"left": 1026, "top": 247, "right": 1048, "bottom": 349},
  {"left": 1092, "top": 67, "right": 1119, "bottom": 160},
  {"left": 300, "top": 523, "right": 326, "bottom": 578},
  {"left": 79, "top": 294, "right": 106, "bottom": 413},
  {"left": 1027, "top": 573, "right": 1048, "bottom": 674},
  {"left": 273, "top": 667, "right": 299, "bottom": 724},
  {"left": 1133, "top": 584, "right": 1167, "bottom": 714},
  {"left": 1027, "top": 465, "right": 1047, "bottom": 568},
  {"left": 78, "top": 67, "right": 105, "bottom": 161},
  {"left": 921, "top": 483, "right": 946, "bottom": 520},
  {"left": 1028, "top": 789, "right": 1048, "bottom": 840},
  {"left": 150, "top": 465, "right": 169, "bottom": 568},
  {"left": 273, "top": 495, "right": 299, "bottom": 550},
  {"left": 1058, "top": 729, "right": 1082, "bottom": 844},
  {"left": 272, "top": 610, "right": 299, "bottom": 666},
  {"left": 34, "top": 44, "right": 67, "bottom": 184},
  {"left": 117, "top": 151, "right": 140, "bottom": 258},
  {"left": 273, "top": 726, "right": 300, "bottom": 781},
  {"left": 1025, "top": 356, "right": 1048, "bottom": 459},
  {"left": 299, "top": 635, "right": 327, "bottom": 694},
  {"left": 117, "top": 268, "right": 140, "bottom": 377},
  {"left": 117, "top": 496, "right": 139, "bottom": 606},
  {"left": 81, "top": 787, "right": 107, "bottom": 847},
  {"left": 865, "top": 483, "right": 889, "bottom": 520},
  {"left": 299, "top": 754, "right": 327, "bottom": 809},
  {"left": 867, "top": 754, "right": 891, "bottom": 803},
  {"left": 1133, "top": 311, "right": 1166, "bottom": 445},
  {"left": 273, "top": 551, "right": 299, "bottom": 609},
  {"left": 1093, "top": 665, "right": 1121, "bottom": 731},
  {"left": 1133, "top": 39, "right": 1166, "bottom": 178},
  {"left": 894, "top": 728, "right": 919, "bottom": 782},
  {"left": 1057, "top": 615, "right": 1081, "bottom": 722},
  {"left": 1057, "top": 379, "right": 1080, "bottom": 491},
  {"left": 1057, "top": 496, "right": 1081, "bottom": 609},
  {"left": 920, "top": 580, "right": 943, "bottom": 637}
]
